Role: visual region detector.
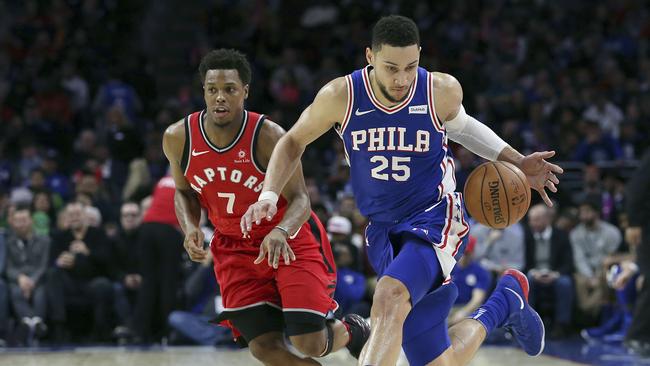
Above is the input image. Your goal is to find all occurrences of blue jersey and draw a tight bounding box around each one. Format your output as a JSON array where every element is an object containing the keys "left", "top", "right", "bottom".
[{"left": 338, "top": 66, "right": 456, "bottom": 222}]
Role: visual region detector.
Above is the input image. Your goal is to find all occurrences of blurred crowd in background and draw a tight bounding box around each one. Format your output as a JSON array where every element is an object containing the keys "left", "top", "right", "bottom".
[{"left": 0, "top": 0, "right": 648, "bottom": 349}]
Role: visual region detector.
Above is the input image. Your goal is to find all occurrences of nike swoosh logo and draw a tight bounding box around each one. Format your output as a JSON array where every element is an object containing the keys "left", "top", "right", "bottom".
[
  {"left": 505, "top": 287, "right": 525, "bottom": 310},
  {"left": 191, "top": 149, "right": 210, "bottom": 157},
  {"left": 355, "top": 108, "right": 375, "bottom": 116}
]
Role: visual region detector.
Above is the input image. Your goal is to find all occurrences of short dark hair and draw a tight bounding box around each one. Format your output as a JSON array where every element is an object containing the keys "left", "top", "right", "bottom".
[
  {"left": 198, "top": 49, "right": 251, "bottom": 85},
  {"left": 579, "top": 194, "right": 602, "bottom": 212},
  {"left": 371, "top": 15, "right": 420, "bottom": 50},
  {"left": 12, "top": 204, "right": 32, "bottom": 215}
]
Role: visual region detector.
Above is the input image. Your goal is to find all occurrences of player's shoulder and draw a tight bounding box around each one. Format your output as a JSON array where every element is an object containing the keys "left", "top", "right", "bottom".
[
  {"left": 430, "top": 72, "right": 462, "bottom": 96},
  {"left": 162, "top": 119, "right": 186, "bottom": 158},
  {"left": 163, "top": 119, "right": 186, "bottom": 143},
  {"left": 314, "top": 76, "right": 348, "bottom": 103},
  {"left": 258, "top": 117, "right": 285, "bottom": 143},
  {"left": 430, "top": 72, "right": 463, "bottom": 121}
]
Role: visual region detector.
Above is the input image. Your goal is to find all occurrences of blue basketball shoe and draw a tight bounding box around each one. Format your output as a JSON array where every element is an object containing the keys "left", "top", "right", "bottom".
[{"left": 498, "top": 269, "right": 546, "bottom": 356}]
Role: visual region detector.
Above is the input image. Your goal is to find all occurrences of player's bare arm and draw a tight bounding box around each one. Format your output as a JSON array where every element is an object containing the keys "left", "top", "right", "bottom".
[
  {"left": 241, "top": 77, "right": 348, "bottom": 230},
  {"left": 434, "top": 72, "right": 564, "bottom": 206},
  {"left": 246, "top": 119, "right": 311, "bottom": 268},
  {"left": 163, "top": 120, "right": 207, "bottom": 261}
]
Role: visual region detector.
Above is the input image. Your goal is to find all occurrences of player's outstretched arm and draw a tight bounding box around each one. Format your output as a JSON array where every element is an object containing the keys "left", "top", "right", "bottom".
[
  {"left": 240, "top": 77, "right": 348, "bottom": 235},
  {"left": 435, "top": 72, "right": 564, "bottom": 207},
  {"left": 248, "top": 119, "right": 311, "bottom": 268},
  {"left": 163, "top": 121, "right": 207, "bottom": 261}
]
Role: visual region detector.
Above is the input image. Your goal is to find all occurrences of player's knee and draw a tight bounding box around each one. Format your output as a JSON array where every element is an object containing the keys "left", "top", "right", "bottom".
[
  {"left": 248, "top": 335, "right": 287, "bottom": 365},
  {"left": 372, "top": 276, "right": 411, "bottom": 319},
  {"left": 290, "top": 332, "right": 327, "bottom": 357}
]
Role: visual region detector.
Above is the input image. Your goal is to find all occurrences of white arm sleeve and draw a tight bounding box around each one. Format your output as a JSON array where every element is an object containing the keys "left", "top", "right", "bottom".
[{"left": 444, "top": 104, "right": 508, "bottom": 161}]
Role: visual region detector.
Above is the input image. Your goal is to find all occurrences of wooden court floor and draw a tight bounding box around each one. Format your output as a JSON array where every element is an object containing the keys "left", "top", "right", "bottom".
[{"left": 0, "top": 345, "right": 584, "bottom": 366}]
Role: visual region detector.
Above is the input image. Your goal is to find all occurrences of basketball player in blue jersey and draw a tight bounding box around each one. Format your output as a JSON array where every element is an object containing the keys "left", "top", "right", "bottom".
[{"left": 242, "top": 15, "right": 563, "bottom": 366}]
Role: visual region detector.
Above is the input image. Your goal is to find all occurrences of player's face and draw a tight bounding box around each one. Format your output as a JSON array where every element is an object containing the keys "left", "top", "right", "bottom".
[
  {"left": 203, "top": 69, "right": 249, "bottom": 127},
  {"left": 366, "top": 44, "right": 420, "bottom": 104}
]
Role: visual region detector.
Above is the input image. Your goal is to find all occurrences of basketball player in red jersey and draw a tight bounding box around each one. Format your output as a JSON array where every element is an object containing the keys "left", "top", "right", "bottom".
[{"left": 162, "top": 49, "right": 369, "bottom": 365}]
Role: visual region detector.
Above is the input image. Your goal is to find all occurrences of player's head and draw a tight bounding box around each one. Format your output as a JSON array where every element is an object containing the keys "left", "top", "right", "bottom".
[
  {"left": 366, "top": 15, "right": 420, "bottom": 104},
  {"left": 578, "top": 194, "right": 602, "bottom": 227},
  {"left": 199, "top": 49, "right": 251, "bottom": 127}
]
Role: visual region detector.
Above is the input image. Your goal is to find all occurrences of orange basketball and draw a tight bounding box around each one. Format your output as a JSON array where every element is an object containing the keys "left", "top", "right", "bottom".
[{"left": 463, "top": 161, "right": 531, "bottom": 229}]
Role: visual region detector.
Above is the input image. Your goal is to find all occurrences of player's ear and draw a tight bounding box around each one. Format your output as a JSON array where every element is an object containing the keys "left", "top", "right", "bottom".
[
  {"left": 243, "top": 84, "right": 249, "bottom": 99},
  {"left": 365, "top": 47, "right": 374, "bottom": 66}
]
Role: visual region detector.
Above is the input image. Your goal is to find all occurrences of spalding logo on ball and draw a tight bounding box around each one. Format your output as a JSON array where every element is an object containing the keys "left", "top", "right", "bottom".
[{"left": 463, "top": 161, "right": 531, "bottom": 229}]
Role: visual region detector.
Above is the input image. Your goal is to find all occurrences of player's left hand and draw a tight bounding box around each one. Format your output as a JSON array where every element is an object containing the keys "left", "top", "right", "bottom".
[
  {"left": 254, "top": 228, "right": 296, "bottom": 269},
  {"left": 241, "top": 200, "right": 278, "bottom": 238},
  {"left": 519, "top": 151, "right": 564, "bottom": 207}
]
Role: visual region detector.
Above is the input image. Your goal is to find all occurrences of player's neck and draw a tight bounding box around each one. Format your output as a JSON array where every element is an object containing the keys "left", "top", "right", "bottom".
[
  {"left": 203, "top": 111, "right": 245, "bottom": 148},
  {"left": 368, "top": 69, "right": 399, "bottom": 108}
]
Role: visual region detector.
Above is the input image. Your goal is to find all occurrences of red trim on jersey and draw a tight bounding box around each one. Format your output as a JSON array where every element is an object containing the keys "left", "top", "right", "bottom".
[
  {"left": 438, "top": 194, "right": 454, "bottom": 250},
  {"left": 427, "top": 72, "right": 444, "bottom": 132},
  {"left": 361, "top": 66, "right": 417, "bottom": 114},
  {"left": 437, "top": 158, "right": 447, "bottom": 201},
  {"left": 448, "top": 157, "right": 457, "bottom": 186}
]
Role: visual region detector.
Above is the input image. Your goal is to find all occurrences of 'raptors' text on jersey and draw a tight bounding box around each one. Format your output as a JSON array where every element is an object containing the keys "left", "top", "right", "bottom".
[
  {"left": 182, "top": 110, "right": 287, "bottom": 239},
  {"left": 338, "top": 66, "right": 456, "bottom": 222}
]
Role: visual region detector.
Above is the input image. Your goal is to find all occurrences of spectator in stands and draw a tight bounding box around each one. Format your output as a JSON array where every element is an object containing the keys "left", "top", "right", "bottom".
[
  {"left": 582, "top": 257, "right": 638, "bottom": 343},
  {"left": 332, "top": 240, "right": 368, "bottom": 318},
  {"left": 449, "top": 236, "right": 491, "bottom": 326},
  {"left": 31, "top": 190, "right": 55, "bottom": 236},
  {"left": 5, "top": 205, "right": 49, "bottom": 343},
  {"left": 168, "top": 251, "right": 230, "bottom": 346},
  {"left": 133, "top": 175, "right": 183, "bottom": 344},
  {"left": 111, "top": 202, "right": 142, "bottom": 343},
  {"left": 472, "top": 222, "right": 525, "bottom": 278},
  {"left": 524, "top": 204, "right": 575, "bottom": 338},
  {"left": 571, "top": 194, "right": 622, "bottom": 318},
  {"left": 46, "top": 201, "right": 114, "bottom": 343},
  {"left": 573, "top": 120, "right": 623, "bottom": 164},
  {"left": 624, "top": 149, "right": 650, "bottom": 356},
  {"left": 0, "top": 226, "right": 8, "bottom": 345},
  {"left": 73, "top": 168, "right": 114, "bottom": 225}
]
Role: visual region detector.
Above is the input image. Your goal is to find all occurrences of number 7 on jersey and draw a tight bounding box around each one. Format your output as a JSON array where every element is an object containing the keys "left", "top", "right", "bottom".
[{"left": 217, "top": 192, "right": 236, "bottom": 214}]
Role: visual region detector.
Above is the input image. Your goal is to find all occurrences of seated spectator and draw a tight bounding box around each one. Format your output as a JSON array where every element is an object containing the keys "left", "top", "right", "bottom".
[
  {"left": 525, "top": 204, "right": 575, "bottom": 338},
  {"left": 449, "top": 236, "right": 491, "bottom": 326},
  {"left": 332, "top": 241, "right": 368, "bottom": 317},
  {"left": 0, "top": 228, "right": 8, "bottom": 345},
  {"left": 5, "top": 205, "right": 50, "bottom": 344},
  {"left": 582, "top": 259, "right": 639, "bottom": 343},
  {"left": 570, "top": 195, "right": 622, "bottom": 318},
  {"left": 46, "top": 201, "right": 113, "bottom": 343},
  {"left": 167, "top": 251, "right": 230, "bottom": 346},
  {"left": 111, "top": 202, "right": 143, "bottom": 343},
  {"left": 573, "top": 120, "right": 623, "bottom": 164},
  {"left": 471, "top": 221, "right": 525, "bottom": 278},
  {"left": 31, "top": 190, "right": 56, "bottom": 236}
]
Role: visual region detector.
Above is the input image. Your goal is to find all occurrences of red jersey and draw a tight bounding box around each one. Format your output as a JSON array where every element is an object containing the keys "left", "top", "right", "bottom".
[
  {"left": 142, "top": 175, "right": 179, "bottom": 227},
  {"left": 182, "top": 110, "right": 287, "bottom": 239}
]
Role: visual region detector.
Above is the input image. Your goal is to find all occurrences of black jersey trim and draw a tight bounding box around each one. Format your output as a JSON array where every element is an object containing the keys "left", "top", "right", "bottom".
[
  {"left": 199, "top": 110, "right": 248, "bottom": 153},
  {"left": 251, "top": 115, "right": 266, "bottom": 174}
]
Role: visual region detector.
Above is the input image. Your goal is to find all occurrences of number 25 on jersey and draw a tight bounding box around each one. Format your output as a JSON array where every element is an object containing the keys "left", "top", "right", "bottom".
[{"left": 370, "top": 156, "right": 411, "bottom": 181}]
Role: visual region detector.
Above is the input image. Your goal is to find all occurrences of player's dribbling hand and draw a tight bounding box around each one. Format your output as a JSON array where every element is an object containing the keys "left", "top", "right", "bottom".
[
  {"left": 240, "top": 200, "right": 278, "bottom": 238},
  {"left": 184, "top": 228, "right": 207, "bottom": 262},
  {"left": 519, "top": 151, "right": 564, "bottom": 207},
  {"left": 254, "top": 228, "right": 296, "bottom": 269}
]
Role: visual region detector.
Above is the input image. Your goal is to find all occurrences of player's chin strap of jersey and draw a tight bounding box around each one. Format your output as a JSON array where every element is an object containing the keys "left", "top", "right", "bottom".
[{"left": 444, "top": 104, "right": 509, "bottom": 161}]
